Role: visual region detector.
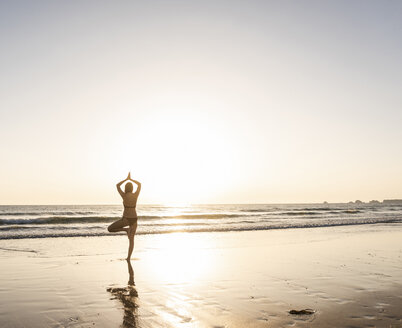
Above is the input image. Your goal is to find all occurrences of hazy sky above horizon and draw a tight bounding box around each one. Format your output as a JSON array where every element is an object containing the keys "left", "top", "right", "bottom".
[{"left": 1, "top": 0, "right": 402, "bottom": 204}]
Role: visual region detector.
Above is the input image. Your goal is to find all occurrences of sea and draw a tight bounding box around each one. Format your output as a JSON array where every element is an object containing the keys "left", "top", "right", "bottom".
[{"left": 0, "top": 203, "right": 401, "bottom": 240}]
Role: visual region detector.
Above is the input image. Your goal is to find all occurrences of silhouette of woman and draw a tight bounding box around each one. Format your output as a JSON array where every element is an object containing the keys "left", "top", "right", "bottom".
[{"left": 108, "top": 172, "right": 141, "bottom": 260}]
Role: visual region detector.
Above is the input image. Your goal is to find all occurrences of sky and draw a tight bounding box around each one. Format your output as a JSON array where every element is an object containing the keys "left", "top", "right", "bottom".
[{"left": 1, "top": 0, "right": 402, "bottom": 205}]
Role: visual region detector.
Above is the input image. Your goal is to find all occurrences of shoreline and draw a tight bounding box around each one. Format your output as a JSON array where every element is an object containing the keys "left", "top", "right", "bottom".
[{"left": 1, "top": 224, "right": 402, "bottom": 327}]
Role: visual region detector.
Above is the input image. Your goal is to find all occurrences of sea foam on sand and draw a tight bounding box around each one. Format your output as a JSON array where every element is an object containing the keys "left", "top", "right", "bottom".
[{"left": 0, "top": 224, "right": 402, "bottom": 327}]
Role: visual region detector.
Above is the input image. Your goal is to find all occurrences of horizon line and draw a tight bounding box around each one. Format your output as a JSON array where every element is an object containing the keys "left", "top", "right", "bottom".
[{"left": 1, "top": 200, "right": 401, "bottom": 206}]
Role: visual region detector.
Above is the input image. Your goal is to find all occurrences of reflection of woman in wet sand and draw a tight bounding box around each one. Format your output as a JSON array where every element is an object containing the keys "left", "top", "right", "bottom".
[
  {"left": 108, "top": 173, "right": 141, "bottom": 260},
  {"left": 107, "top": 260, "right": 138, "bottom": 327}
]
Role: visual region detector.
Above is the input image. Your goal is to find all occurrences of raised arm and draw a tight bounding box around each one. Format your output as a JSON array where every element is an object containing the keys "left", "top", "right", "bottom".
[
  {"left": 131, "top": 179, "right": 141, "bottom": 197},
  {"left": 116, "top": 173, "right": 130, "bottom": 198}
]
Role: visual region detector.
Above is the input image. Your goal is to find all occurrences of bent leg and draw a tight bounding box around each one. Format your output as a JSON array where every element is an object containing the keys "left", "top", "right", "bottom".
[{"left": 108, "top": 218, "right": 129, "bottom": 233}]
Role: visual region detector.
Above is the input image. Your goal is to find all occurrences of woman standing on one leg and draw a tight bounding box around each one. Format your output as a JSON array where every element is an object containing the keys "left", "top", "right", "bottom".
[{"left": 108, "top": 172, "right": 141, "bottom": 260}]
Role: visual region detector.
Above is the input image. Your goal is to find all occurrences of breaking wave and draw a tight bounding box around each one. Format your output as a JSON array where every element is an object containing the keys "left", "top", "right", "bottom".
[{"left": 0, "top": 204, "right": 400, "bottom": 240}]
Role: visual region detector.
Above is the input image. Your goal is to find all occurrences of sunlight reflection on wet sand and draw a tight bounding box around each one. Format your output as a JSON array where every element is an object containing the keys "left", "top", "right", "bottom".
[{"left": 141, "top": 233, "right": 218, "bottom": 285}]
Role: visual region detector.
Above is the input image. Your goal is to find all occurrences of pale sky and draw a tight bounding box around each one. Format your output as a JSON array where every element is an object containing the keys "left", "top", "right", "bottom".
[{"left": 1, "top": 1, "right": 402, "bottom": 205}]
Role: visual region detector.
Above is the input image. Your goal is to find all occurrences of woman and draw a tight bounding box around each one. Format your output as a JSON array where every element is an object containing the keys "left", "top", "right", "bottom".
[{"left": 108, "top": 172, "right": 141, "bottom": 260}]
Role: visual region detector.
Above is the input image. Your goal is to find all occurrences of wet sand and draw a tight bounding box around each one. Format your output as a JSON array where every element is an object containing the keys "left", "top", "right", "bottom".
[{"left": 0, "top": 224, "right": 402, "bottom": 327}]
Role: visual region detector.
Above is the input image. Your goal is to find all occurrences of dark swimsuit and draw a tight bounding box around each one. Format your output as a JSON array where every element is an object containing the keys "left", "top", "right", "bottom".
[{"left": 124, "top": 205, "right": 138, "bottom": 225}]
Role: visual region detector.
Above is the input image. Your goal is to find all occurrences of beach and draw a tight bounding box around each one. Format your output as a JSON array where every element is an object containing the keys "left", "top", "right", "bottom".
[
  {"left": 1, "top": 223, "right": 402, "bottom": 327},
  {"left": 3, "top": 1, "right": 402, "bottom": 326}
]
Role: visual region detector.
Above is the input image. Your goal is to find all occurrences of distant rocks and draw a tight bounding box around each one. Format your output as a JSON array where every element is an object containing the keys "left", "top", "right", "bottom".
[
  {"left": 321, "top": 199, "right": 402, "bottom": 205},
  {"left": 383, "top": 199, "right": 402, "bottom": 205},
  {"left": 345, "top": 199, "right": 402, "bottom": 205}
]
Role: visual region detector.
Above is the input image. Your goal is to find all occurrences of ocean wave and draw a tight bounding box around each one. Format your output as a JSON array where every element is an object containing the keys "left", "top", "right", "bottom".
[
  {"left": 239, "top": 207, "right": 356, "bottom": 213},
  {"left": 0, "top": 213, "right": 242, "bottom": 226},
  {"left": 239, "top": 208, "right": 274, "bottom": 212},
  {"left": 0, "top": 211, "right": 99, "bottom": 216},
  {"left": 0, "top": 216, "right": 121, "bottom": 225},
  {"left": 0, "top": 217, "right": 401, "bottom": 240},
  {"left": 0, "top": 225, "right": 103, "bottom": 231},
  {"left": 278, "top": 211, "right": 320, "bottom": 216},
  {"left": 271, "top": 209, "right": 361, "bottom": 216}
]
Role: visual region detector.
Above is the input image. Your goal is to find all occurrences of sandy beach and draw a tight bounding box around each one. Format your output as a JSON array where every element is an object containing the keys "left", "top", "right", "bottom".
[
  {"left": 2, "top": 0, "right": 402, "bottom": 327},
  {"left": 1, "top": 224, "right": 402, "bottom": 327}
]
